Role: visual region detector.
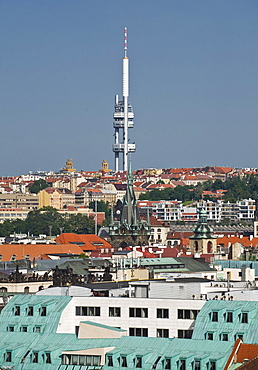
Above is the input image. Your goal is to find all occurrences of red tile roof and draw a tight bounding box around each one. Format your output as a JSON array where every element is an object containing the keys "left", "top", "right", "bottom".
[
  {"left": 0, "top": 243, "right": 84, "bottom": 261},
  {"left": 56, "top": 233, "right": 112, "bottom": 251}
]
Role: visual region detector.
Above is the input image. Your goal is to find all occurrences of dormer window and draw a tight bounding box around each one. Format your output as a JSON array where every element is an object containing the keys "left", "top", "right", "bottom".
[
  {"left": 226, "top": 312, "right": 233, "bottom": 323},
  {"left": 40, "top": 306, "right": 47, "bottom": 316},
  {"left": 27, "top": 306, "right": 33, "bottom": 316},
  {"left": 211, "top": 311, "right": 218, "bottom": 322},
  {"left": 241, "top": 312, "right": 248, "bottom": 323},
  {"left": 14, "top": 306, "right": 20, "bottom": 316}
]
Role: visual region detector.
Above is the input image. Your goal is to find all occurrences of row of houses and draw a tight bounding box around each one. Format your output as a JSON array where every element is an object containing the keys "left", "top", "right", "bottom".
[{"left": 139, "top": 199, "right": 256, "bottom": 223}]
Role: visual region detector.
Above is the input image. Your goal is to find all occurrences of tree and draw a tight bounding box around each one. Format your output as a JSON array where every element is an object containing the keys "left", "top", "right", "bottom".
[
  {"left": 29, "top": 179, "right": 48, "bottom": 194},
  {"left": 89, "top": 201, "right": 111, "bottom": 227},
  {"left": 68, "top": 213, "right": 95, "bottom": 234}
]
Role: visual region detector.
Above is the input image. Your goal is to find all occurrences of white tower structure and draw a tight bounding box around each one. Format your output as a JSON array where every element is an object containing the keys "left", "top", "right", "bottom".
[{"left": 112, "top": 27, "right": 136, "bottom": 172}]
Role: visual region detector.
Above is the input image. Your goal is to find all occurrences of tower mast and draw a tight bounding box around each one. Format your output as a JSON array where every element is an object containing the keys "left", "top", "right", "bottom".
[
  {"left": 123, "top": 27, "right": 129, "bottom": 172},
  {"left": 112, "top": 27, "right": 136, "bottom": 172}
]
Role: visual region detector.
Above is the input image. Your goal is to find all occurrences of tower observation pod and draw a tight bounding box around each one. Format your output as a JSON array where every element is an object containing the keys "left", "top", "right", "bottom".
[{"left": 112, "top": 27, "right": 136, "bottom": 172}]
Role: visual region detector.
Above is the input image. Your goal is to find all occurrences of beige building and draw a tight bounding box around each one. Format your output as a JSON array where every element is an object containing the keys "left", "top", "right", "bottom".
[
  {"left": 0, "top": 193, "right": 39, "bottom": 210},
  {"left": 0, "top": 208, "right": 29, "bottom": 223}
]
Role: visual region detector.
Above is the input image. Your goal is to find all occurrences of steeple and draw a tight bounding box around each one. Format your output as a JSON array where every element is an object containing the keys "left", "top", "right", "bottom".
[
  {"left": 189, "top": 208, "right": 217, "bottom": 254},
  {"left": 192, "top": 208, "right": 214, "bottom": 239},
  {"left": 121, "top": 160, "right": 140, "bottom": 226},
  {"left": 109, "top": 161, "right": 151, "bottom": 248}
]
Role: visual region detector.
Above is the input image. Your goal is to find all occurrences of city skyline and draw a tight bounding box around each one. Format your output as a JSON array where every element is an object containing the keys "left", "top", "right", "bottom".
[{"left": 1, "top": 1, "right": 258, "bottom": 175}]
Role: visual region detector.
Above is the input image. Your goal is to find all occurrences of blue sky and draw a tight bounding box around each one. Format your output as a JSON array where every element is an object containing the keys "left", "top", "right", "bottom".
[{"left": 0, "top": 1, "right": 258, "bottom": 175}]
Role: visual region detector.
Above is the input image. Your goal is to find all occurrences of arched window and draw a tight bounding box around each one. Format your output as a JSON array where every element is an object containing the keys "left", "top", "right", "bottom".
[
  {"left": 194, "top": 241, "right": 198, "bottom": 252},
  {"left": 207, "top": 241, "right": 212, "bottom": 253},
  {"left": 24, "top": 287, "right": 30, "bottom": 294}
]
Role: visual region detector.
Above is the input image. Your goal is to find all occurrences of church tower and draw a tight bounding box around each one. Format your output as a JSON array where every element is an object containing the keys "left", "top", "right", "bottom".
[
  {"left": 109, "top": 161, "right": 150, "bottom": 248},
  {"left": 189, "top": 208, "right": 217, "bottom": 255}
]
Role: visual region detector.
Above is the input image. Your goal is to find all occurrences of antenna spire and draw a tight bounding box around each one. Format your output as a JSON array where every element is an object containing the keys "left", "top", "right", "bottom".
[{"left": 124, "top": 27, "right": 128, "bottom": 57}]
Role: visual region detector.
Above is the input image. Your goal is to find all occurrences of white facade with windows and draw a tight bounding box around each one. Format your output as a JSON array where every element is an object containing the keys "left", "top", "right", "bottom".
[{"left": 55, "top": 295, "right": 204, "bottom": 339}]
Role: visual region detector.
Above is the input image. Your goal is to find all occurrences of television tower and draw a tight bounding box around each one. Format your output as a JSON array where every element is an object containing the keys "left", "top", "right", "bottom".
[{"left": 112, "top": 27, "right": 136, "bottom": 172}]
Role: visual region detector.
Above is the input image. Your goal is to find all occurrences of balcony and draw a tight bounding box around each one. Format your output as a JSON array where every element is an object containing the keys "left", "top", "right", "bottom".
[
  {"left": 112, "top": 143, "right": 136, "bottom": 152},
  {"left": 113, "top": 120, "right": 134, "bottom": 128}
]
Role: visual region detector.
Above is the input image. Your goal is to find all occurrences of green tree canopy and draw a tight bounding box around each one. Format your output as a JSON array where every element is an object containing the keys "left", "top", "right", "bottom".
[
  {"left": 0, "top": 206, "right": 95, "bottom": 237},
  {"left": 29, "top": 179, "right": 48, "bottom": 194}
]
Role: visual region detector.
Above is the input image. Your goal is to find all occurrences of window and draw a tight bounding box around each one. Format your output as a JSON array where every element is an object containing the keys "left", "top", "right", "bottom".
[
  {"left": 109, "top": 307, "right": 121, "bottom": 317},
  {"left": 211, "top": 311, "right": 218, "bottom": 322},
  {"left": 107, "top": 355, "right": 113, "bottom": 366},
  {"left": 75, "top": 326, "right": 79, "bottom": 336},
  {"left": 165, "top": 359, "right": 171, "bottom": 370},
  {"left": 14, "top": 306, "right": 20, "bottom": 316},
  {"left": 34, "top": 326, "right": 41, "bottom": 333},
  {"left": 194, "top": 361, "right": 201, "bottom": 370},
  {"left": 7, "top": 326, "right": 14, "bottom": 332},
  {"left": 40, "top": 306, "right": 47, "bottom": 316},
  {"left": 62, "top": 354, "right": 101, "bottom": 366},
  {"left": 221, "top": 333, "right": 228, "bottom": 341},
  {"left": 178, "top": 330, "right": 193, "bottom": 339},
  {"left": 45, "top": 352, "right": 51, "bottom": 364},
  {"left": 157, "top": 308, "right": 169, "bottom": 319},
  {"left": 129, "top": 328, "right": 148, "bottom": 337},
  {"left": 136, "top": 357, "right": 142, "bottom": 368},
  {"left": 27, "top": 306, "right": 33, "bottom": 316},
  {"left": 32, "top": 352, "right": 39, "bottom": 363},
  {"left": 75, "top": 306, "right": 100, "bottom": 316},
  {"left": 179, "top": 359, "right": 186, "bottom": 370},
  {"left": 235, "top": 334, "right": 244, "bottom": 341},
  {"left": 21, "top": 326, "right": 28, "bottom": 332},
  {"left": 5, "top": 351, "right": 12, "bottom": 362},
  {"left": 157, "top": 328, "right": 169, "bottom": 338},
  {"left": 121, "top": 356, "right": 127, "bottom": 367},
  {"left": 206, "top": 332, "right": 213, "bottom": 340},
  {"left": 209, "top": 361, "right": 216, "bottom": 370},
  {"left": 178, "top": 309, "right": 199, "bottom": 320},
  {"left": 129, "top": 307, "right": 148, "bottom": 318},
  {"left": 241, "top": 312, "right": 248, "bottom": 323},
  {"left": 226, "top": 312, "right": 233, "bottom": 323}
]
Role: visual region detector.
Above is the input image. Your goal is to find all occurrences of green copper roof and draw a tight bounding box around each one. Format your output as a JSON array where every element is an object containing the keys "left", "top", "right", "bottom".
[
  {"left": 190, "top": 208, "right": 216, "bottom": 239},
  {"left": 0, "top": 295, "right": 236, "bottom": 369},
  {"left": 0, "top": 294, "right": 72, "bottom": 334},
  {"left": 192, "top": 300, "right": 258, "bottom": 344}
]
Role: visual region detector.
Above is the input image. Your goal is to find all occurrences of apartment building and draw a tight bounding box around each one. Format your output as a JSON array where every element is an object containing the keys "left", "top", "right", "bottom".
[
  {"left": 0, "top": 208, "right": 28, "bottom": 223},
  {"left": 38, "top": 187, "right": 75, "bottom": 210},
  {"left": 0, "top": 293, "right": 235, "bottom": 370},
  {"left": 0, "top": 193, "right": 39, "bottom": 210}
]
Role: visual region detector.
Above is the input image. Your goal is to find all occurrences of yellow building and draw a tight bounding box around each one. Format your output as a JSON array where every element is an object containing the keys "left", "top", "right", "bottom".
[
  {"left": 38, "top": 188, "right": 63, "bottom": 209},
  {"left": 61, "top": 159, "right": 76, "bottom": 173},
  {"left": 101, "top": 160, "right": 112, "bottom": 173}
]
